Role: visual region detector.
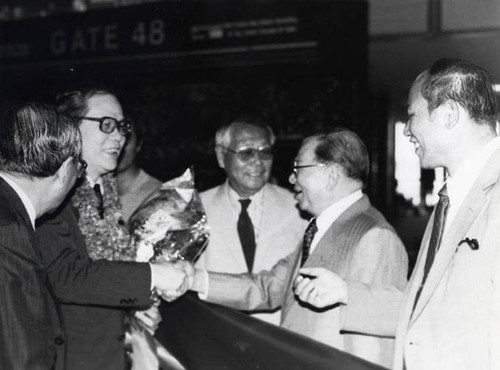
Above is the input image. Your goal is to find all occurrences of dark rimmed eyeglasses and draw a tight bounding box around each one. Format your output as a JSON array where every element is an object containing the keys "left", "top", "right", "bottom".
[
  {"left": 79, "top": 116, "right": 132, "bottom": 136},
  {"left": 292, "top": 161, "right": 327, "bottom": 176},
  {"left": 222, "top": 146, "right": 274, "bottom": 162},
  {"left": 75, "top": 157, "right": 87, "bottom": 178}
]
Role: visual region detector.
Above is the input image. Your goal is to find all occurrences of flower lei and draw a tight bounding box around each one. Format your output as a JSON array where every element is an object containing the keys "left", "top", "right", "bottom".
[{"left": 72, "top": 173, "right": 136, "bottom": 261}]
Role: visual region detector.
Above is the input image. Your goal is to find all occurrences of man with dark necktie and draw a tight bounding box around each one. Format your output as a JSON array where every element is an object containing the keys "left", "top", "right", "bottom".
[
  {"left": 189, "top": 128, "right": 408, "bottom": 368},
  {"left": 294, "top": 59, "right": 500, "bottom": 370},
  {"left": 195, "top": 116, "right": 307, "bottom": 325}
]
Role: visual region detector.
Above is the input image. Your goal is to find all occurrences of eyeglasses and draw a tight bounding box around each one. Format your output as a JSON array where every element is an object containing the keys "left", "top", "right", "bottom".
[
  {"left": 292, "top": 161, "right": 326, "bottom": 176},
  {"left": 75, "top": 157, "right": 87, "bottom": 178},
  {"left": 79, "top": 116, "right": 132, "bottom": 136},
  {"left": 222, "top": 146, "right": 274, "bottom": 162}
]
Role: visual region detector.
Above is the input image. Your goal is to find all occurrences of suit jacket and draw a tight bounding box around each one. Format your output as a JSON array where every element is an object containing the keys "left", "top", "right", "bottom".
[
  {"left": 391, "top": 146, "right": 500, "bottom": 370},
  {"left": 0, "top": 178, "right": 65, "bottom": 370},
  {"left": 196, "top": 182, "right": 307, "bottom": 325},
  {"left": 206, "top": 195, "right": 408, "bottom": 367},
  {"left": 37, "top": 199, "right": 152, "bottom": 370}
]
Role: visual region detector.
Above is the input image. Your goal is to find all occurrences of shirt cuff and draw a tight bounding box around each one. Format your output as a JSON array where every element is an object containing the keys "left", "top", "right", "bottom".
[{"left": 198, "top": 269, "right": 209, "bottom": 300}]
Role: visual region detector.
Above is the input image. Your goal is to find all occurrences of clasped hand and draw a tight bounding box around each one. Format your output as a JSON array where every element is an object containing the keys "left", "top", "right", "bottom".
[{"left": 150, "top": 259, "right": 195, "bottom": 302}]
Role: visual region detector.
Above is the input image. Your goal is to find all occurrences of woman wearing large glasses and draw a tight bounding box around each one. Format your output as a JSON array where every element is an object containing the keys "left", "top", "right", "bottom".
[{"left": 40, "top": 86, "right": 161, "bottom": 370}]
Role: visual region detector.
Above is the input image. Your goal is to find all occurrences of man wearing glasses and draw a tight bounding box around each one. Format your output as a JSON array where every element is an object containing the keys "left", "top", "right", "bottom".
[
  {"left": 195, "top": 117, "right": 307, "bottom": 326},
  {"left": 189, "top": 128, "right": 408, "bottom": 368}
]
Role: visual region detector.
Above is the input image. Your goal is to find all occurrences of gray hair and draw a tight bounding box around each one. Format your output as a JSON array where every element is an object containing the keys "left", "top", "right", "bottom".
[{"left": 215, "top": 116, "right": 276, "bottom": 148}]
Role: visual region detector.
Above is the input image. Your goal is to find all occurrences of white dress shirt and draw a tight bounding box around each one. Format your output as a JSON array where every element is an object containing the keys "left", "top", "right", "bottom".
[
  {"left": 310, "top": 189, "right": 364, "bottom": 253},
  {"left": 444, "top": 136, "right": 500, "bottom": 235},
  {"left": 226, "top": 181, "right": 264, "bottom": 242}
]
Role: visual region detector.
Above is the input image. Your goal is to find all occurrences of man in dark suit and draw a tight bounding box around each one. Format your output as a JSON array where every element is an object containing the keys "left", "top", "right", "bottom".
[
  {"left": 0, "top": 102, "right": 188, "bottom": 369},
  {"left": 0, "top": 102, "right": 84, "bottom": 369},
  {"left": 188, "top": 129, "right": 408, "bottom": 367}
]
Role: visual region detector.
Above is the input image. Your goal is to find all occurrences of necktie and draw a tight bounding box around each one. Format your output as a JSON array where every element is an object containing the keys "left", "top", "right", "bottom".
[
  {"left": 93, "top": 183, "right": 104, "bottom": 219},
  {"left": 238, "top": 199, "right": 256, "bottom": 273},
  {"left": 301, "top": 218, "right": 318, "bottom": 267},
  {"left": 412, "top": 184, "right": 449, "bottom": 312}
]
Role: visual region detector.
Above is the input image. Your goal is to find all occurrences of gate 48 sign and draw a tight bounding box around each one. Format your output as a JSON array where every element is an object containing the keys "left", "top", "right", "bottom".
[
  {"left": 0, "top": 5, "right": 187, "bottom": 64},
  {"left": 49, "top": 19, "right": 168, "bottom": 56}
]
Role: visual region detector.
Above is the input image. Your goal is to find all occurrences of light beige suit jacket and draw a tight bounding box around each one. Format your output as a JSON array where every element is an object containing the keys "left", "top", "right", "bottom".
[
  {"left": 343, "top": 147, "right": 500, "bottom": 369},
  {"left": 196, "top": 182, "right": 307, "bottom": 325},
  {"left": 206, "top": 195, "right": 408, "bottom": 368},
  {"left": 393, "top": 147, "right": 500, "bottom": 370}
]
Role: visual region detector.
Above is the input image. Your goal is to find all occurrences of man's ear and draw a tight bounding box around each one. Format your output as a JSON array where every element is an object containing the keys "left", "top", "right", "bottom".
[
  {"left": 326, "top": 164, "right": 341, "bottom": 190},
  {"left": 215, "top": 146, "right": 226, "bottom": 169},
  {"left": 55, "top": 157, "right": 75, "bottom": 185},
  {"left": 444, "top": 100, "right": 460, "bottom": 129}
]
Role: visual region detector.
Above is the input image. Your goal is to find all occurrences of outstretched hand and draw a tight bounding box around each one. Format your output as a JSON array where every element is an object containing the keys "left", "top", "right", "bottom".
[{"left": 293, "top": 267, "right": 348, "bottom": 308}]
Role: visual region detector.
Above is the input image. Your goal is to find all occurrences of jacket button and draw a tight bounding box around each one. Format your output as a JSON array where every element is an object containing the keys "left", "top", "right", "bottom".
[{"left": 54, "top": 337, "right": 64, "bottom": 346}]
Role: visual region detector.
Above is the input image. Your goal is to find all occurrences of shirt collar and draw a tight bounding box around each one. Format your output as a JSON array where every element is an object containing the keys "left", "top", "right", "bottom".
[
  {"left": 446, "top": 136, "right": 500, "bottom": 207},
  {"left": 0, "top": 173, "right": 37, "bottom": 229},
  {"left": 225, "top": 180, "right": 265, "bottom": 207},
  {"left": 86, "top": 176, "right": 104, "bottom": 192},
  {"left": 315, "top": 189, "right": 363, "bottom": 233}
]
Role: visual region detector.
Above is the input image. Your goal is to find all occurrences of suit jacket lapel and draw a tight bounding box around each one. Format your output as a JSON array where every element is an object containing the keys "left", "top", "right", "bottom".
[
  {"left": 411, "top": 148, "right": 500, "bottom": 323},
  {"left": 306, "top": 195, "right": 370, "bottom": 267}
]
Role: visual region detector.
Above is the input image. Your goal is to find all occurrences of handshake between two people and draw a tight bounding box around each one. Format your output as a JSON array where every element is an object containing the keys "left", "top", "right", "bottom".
[
  {"left": 149, "top": 261, "right": 349, "bottom": 308},
  {"left": 149, "top": 260, "right": 196, "bottom": 302}
]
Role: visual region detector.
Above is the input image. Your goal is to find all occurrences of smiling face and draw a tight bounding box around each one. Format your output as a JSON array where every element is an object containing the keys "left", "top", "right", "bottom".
[
  {"left": 79, "top": 93, "right": 126, "bottom": 180},
  {"left": 288, "top": 138, "right": 331, "bottom": 217},
  {"left": 217, "top": 123, "right": 273, "bottom": 198},
  {"left": 404, "top": 84, "right": 449, "bottom": 170}
]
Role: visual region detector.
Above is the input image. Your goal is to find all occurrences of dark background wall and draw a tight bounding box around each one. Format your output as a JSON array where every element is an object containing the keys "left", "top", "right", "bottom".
[{"left": 0, "top": 1, "right": 370, "bottom": 195}]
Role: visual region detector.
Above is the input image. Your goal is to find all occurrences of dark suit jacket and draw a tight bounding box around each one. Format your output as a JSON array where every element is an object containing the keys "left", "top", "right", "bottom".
[
  {"left": 0, "top": 177, "right": 65, "bottom": 370},
  {"left": 37, "top": 199, "right": 153, "bottom": 370}
]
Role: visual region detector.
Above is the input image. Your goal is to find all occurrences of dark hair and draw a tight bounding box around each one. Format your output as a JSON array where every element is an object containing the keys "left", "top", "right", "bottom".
[
  {"left": 131, "top": 118, "right": 146, "bottom": 146},
  {"left": 414, "top": 58, "right": 497, "bottom": 128},
  {"left": 55, "top": 83, "right": 120, "bottom": 119},
  {"left": 311, "top": 128, "right": 369, "bottom": 183},
  {"left": 0, "top": 102, "right": 81, "bottom": 177}
]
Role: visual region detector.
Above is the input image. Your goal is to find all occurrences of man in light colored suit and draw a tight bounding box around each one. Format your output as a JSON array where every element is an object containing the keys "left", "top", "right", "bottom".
[
  {"left": 295, "top": 58, "right": 500, "bottom": 370},
  {"left": 190, "top": 128, "right": 408, "bottom": 367},
  {"left": 196, "top": 117, "right": 307, "bottom": 325}
]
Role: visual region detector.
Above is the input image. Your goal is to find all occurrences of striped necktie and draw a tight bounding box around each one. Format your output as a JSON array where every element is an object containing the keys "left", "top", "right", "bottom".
[
  {"left": 412, "top": 184, "right": 449, "bottom": 312},
  {"left": 301, "top": 218, "right": 318, "bottom": 267}
]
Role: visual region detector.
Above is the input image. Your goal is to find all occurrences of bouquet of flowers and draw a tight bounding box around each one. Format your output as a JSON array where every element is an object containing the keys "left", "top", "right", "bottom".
[
  {"left": 129, "top": 168, "right": 209, "bottom": 264},
  {"left": 126, "top": 168, "right": 209, "bottom": 370}
]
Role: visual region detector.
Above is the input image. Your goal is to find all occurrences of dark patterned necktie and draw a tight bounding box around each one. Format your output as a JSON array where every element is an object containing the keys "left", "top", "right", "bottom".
[
  {"left": 412, "top": 184, "right": 449, "bottom": 312},
  {"left": 238, "top": 199, "right": 256, "bottom": 273},
  {"left": 301, "top": 218, "right": 318, "bottom": 267},
  {"left": 93, "top": 183, "right": 104, "bottom": 219}
]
